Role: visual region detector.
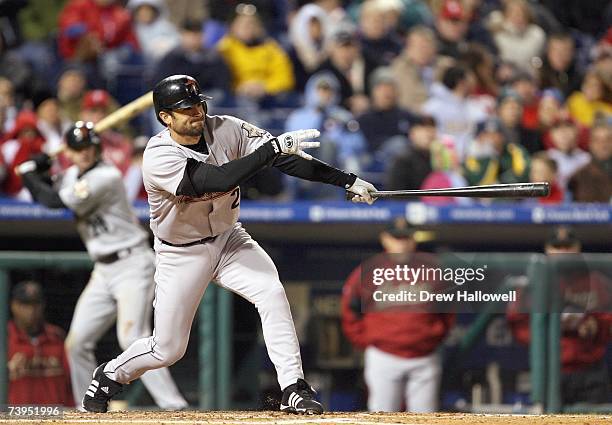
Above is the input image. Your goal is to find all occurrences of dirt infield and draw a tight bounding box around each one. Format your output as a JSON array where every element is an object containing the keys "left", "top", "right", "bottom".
[{"left": 2, "top": 411, "right": 611, "bottom": 425}]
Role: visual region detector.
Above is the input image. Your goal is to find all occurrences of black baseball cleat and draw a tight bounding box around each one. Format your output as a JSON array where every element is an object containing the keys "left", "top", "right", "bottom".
[
  {"left": 82, "top": 362, "right": 123, "bottom": 413},
  {"left": 280, "top": 379, "right": 323, "bottom": 414}
]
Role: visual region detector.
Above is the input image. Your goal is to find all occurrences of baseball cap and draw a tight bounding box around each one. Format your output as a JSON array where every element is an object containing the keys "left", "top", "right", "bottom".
[
  {"left": 411, "top": 114, "right": 437, "bottom": 127},
  {"left": 369, "top": 67, "right": 396, "bottom": 89},
  {"left": 546, "top": 226, "right": 579, "bottom": 248},
  {"left": 497, "top": 88, "right": 523, "bottom": 106},
  {"left": 82, "top": 90, "right": 111, "bottom": 110},
  {"left": 440, "top": 0, "right": 464, "bottom": 20},
  {"left": 12, "top": 281, "right": 44, "bottom": 304},
  {"left": 384, "top": 217, "right": 416, "bottom": 239},
  {"left": 476, "top": 118, "right": 503, "bottom": 135},
  {"left": 330, "top": 24, "right": 358, "bottom": 45}
]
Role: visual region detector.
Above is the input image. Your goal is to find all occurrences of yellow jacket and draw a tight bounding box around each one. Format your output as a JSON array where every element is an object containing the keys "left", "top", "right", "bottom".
[
  {"left": 567, "top": 91, "right": 612, "bottom": 127},
  {"left": 217, "top": 36, "right": 295, "bottom": 94}
]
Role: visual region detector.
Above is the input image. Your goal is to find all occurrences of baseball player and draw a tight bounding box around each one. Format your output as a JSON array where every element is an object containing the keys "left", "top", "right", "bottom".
[
  {"left": 79, "top": 74, "right": 377, "bottom": 414},
  {"left": 16, "top": 122, "right": 188, "bottom": 410}
]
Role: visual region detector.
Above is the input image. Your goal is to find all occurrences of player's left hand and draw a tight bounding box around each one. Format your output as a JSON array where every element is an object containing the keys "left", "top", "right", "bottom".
[
  {"left": 274, "top": 129, "right": 321, "bottom": 160},
  {"left": 348, "top": 177, "right": 377, "bottom": 205}
]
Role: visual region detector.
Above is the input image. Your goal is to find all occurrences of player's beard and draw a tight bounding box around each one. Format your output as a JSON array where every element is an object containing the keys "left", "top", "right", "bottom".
[{"left": 178, "top": 119, "right": 204, "bottom": 137}]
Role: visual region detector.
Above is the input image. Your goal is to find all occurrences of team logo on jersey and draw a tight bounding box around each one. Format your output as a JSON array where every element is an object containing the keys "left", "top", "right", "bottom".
[
  {"left": 241, "top": 123, "right": 266, "bottom": 139},
  {"left": 73, "top": 180, "right": 90, "bottom": 199}
]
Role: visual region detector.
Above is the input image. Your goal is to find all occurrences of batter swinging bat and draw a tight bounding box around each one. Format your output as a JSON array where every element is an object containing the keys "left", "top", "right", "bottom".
[
  {"left": 347, "top": 182, "right": 550, "bottom": 199},
  {"left": 55, "top": 91, "right": 153, "bottom": 157},
  {"left": 15, "top": 92, "right": 154, "bottom": 176}
]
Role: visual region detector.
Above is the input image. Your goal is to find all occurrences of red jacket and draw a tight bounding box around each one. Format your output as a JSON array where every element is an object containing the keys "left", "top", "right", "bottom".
[
  {"left": 506, "top": 272, "right": 612, "bottom": 373},
  {"left": 0, "top": 111, "right": 45, "bottom": 196},
  {"left": 8, "top": 321, "right": 74, "bottom": 406},
  {"left": 58, "top": 0, "right": 138, "bottom": 59},
  {"left": 341, "top": 257, "right": 455, "bottom": 359},
  {"left": 537, "top": 180, "right": 564, "bottom": 204}
]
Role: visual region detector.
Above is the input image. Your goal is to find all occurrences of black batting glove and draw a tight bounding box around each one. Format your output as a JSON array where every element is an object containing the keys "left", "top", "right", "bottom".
[{"left": 32, "top": 153, "right": 53, "bottom": 173}]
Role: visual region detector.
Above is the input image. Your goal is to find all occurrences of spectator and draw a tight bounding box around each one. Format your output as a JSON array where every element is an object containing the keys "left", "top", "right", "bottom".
[
  {"left": 0, "top": 32, "right": 35, "bottom": 101},
  {"left": 315, "top": 24, "right": 375, "bottom": 115},
  {"left": 547, "top": 117, "right": 591, "bottom": 189},
  {"left": 217, "top": 4, "right": 295, "bottom": 102},
  {"left": 434, "top": 0, "right": 470, "bottom": 59},
  {"left": 507, "top": 226, "right": 612, "bottom": 405},
  {"left": 127, "top": 0, "right": 180, "bottom": 66},
  {"left": 490, "top": 0, "right": 546, "bottom": 72},
  {"left": 462, "top": 0, "right": 497, "bottom": 53},
  {"left": 528, "top": 151, "right": 564, "bottom": 204},
  {"left": 568, "top": 121, "right": 612, "bottom": 202},
  {"left": 162, "top": 0, "right": 206, "bottom": 28},
  {"left": 58, "top": 0, "right": 139, "bottom": 62},
  {"left": 342, "top": 217, "right": 454, "bottom": 412},
  {"left": 348, "top": 0, "right": 433, "bottom": 34},
  {"left": 387, "top": 115, "right": 436, "bottom": 190},
  {"left": 463, "top": 117, "right": 530, "bottom": 186},
  {"left": 497, "top": 89, "right": 543, "bottom": 153},
  {"left": 56, "top": 66, "right": 88, "bottom": 123},
  {"left": 510, "top": 71, "right": 540, "bottom": 130},
  {"left": 357, "top": 67, "right": 414, "bottom": 155},
  {"left": 0, "top": 77, "right": 18, "bottom": 135},
  {"left": 79, "top": 90, "right": 133, "bottom": 175},
  {"left": 536, "top": 88, "right": 564, "bottom": 148},
  {"left": 0, "top": 110, "right": 45, "bottom": 199},
  {"left": 422, "top": 65, "right": 488, "bottom": 159},
  {"left": 16, "top": 0, "right": 65, "bottom": 77},
  {"left": 390, "top": 25, "right": 438, "bottom": 113},
  {"left": 153, "top": 19, "right": 231, "bottom": 101},
  {"left": 285, "top": 72, "right": 366, "bottom": 197},
  {"left": 421, "top": 135, "right": 470, "bottom": 205},
  {"left": 32, "top": 90, "right": 72, "bottom": 156},
  {"left": 538, "top": 33, "right": 583, "bottom": 97},
  {"left": 460, "top": 43, "right": 499, "bottom": 97},
  {"left": 8, "top": 281, "right": 73, "bottom": 406},
  {"left": 358, "top": 0, "right": 403, "bottom": 68},
  {"left": 288, "top": 4, "right": 330, "bottom": 91},
  {"left": 567, "top": 66, "right": 612, "bottom": 128}
]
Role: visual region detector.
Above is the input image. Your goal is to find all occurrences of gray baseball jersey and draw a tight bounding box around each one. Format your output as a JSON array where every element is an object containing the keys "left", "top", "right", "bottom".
[
  {"left": 143, "top": 115, "right": 272, "bottom": 244},
  {"left": 58, "top": 162, "right": 148, "bottom": 259}
]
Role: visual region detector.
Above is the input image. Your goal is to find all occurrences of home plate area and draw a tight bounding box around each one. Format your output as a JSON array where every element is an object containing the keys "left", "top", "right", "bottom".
[{"left": 4, "top": 411, "right": 611, "bottom": 425}]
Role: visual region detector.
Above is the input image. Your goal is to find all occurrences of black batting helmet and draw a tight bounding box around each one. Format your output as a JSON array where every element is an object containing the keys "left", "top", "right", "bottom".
[
  {"left": 65, "top": 121, "right": 101, "bottom": 151},
  {"left": 153, "top": 75, "right": 211, "bottom": 126}
]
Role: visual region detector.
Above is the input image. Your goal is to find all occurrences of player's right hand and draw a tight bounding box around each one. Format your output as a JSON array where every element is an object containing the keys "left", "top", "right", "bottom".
[{"left": 273, "top": 129, "right": 320, "bottom": 160}]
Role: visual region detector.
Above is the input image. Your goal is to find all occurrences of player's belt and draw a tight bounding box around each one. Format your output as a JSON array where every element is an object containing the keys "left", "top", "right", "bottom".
[
  {"left": 159, "top": 236, "right": 217, "bottom": 247},
  {"left": 96, "top": 246, "right": 139, "bottom": 264}
]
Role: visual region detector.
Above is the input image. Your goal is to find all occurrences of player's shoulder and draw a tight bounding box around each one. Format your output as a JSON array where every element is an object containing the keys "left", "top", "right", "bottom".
[
  {"left": 210, "top": 114, "right": 270, "bottom": 140},
  {"left": 143, "top": 128, "right": 184, "bottom": 160},
  {"left": 88, "top": 162, "right": 122, "bottom": 180}
]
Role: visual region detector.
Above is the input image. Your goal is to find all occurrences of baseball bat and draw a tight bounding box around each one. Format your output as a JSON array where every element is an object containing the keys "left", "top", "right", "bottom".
[
  {"left": 15, "top": 92, "right": 154, "bottom": 175},
  {"left": 52, "top": 91, "right": 154, "bottom": 158},
  {"left": 347, "top": 182, "right": 550, "bottom": 200}
]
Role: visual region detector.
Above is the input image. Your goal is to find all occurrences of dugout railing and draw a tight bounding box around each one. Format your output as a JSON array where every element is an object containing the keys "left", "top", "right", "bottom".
[{"left": 0, "top": 251, "right": 232, "bottom": 410}]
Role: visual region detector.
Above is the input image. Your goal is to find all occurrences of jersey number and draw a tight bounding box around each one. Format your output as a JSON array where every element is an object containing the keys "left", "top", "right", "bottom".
[
  {"left": 230, "top": 187, "right": 240, "bottom": 209},
  {"left": 87, "top": 214, "right": 109, "bottom": 237}
]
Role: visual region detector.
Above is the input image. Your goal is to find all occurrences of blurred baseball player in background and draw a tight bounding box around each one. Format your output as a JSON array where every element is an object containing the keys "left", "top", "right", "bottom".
[
  {"left": 507, "top": 226, "right": 612, "bottom": 405},
  {"left": 342, "top": 218, "right": 455, "bottom": 412},
  {"left": 16, "top": 122, "right": 187, "bottom": 410},
  {"left": 80, "top": 74, "right": 377, "bottom": 414}
]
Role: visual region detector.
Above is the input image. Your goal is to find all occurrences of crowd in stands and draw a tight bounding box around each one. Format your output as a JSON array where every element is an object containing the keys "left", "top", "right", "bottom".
[{"left": 0, "top": 0, "right": 610, "bottom": 203}]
